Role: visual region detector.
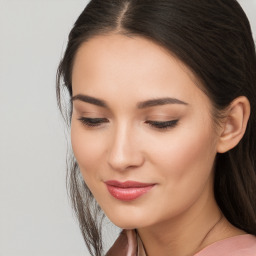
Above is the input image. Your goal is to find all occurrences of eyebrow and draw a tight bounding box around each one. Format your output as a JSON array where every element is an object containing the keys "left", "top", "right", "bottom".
[
  {"left": 137, "top": 97, "right": 188, "bottom": 109},
  {"left": 71, "top": 94, "right": 108, "bottom": 108},
  {"left": 71, "top": 94, "right": 188, "bottom": 109}
]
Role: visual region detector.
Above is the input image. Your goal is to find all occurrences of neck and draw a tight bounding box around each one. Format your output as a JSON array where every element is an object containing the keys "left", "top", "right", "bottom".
[{"left": 137, "top": 180, "right": 243, "bottom": 256}]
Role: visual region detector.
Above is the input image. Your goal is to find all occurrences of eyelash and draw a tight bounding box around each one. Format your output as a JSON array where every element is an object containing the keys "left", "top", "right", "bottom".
[
  {"left": 78, "top": 117, "right": 109, "bottom": 127},
  {"left": 145, "top": 120, "right": 179, "bottom": 130},
  {"left": 78, "top": 117, "right": 179, "bottom": 130}
]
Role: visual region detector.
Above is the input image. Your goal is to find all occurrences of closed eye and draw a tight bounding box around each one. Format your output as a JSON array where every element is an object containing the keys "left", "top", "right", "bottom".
[
  {"left": 145, "top": 120, "right": 179, "bottom": 130},
  {"left": 77, "top": 117, "right": 178, "bottom": 129},
  {"left": 78, "top": 117, "right": 109, "bottom": 127}
]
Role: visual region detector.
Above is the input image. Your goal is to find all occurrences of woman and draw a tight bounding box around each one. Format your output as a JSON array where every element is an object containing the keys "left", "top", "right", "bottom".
[{"left": 56, "top": 0, "right": 256, "bottom": 255}]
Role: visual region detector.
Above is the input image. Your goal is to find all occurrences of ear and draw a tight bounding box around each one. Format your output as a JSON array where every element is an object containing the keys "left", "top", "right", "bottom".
[{"left": 217, "top": 96, "right": 250, "bottom": 153}]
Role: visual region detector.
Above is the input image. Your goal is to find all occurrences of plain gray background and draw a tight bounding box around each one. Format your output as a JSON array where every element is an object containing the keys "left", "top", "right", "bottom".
[{"left": 0, "top": 1, "right": 255, "bottom": 255}]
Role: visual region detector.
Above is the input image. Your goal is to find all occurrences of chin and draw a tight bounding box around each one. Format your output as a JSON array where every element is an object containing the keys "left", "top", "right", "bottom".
[
  {"left": 103, "top": 207, "right": 150, "bottom": 230},
  {"left": 110, "top": 218, "right": 143, "bottom": 230}
]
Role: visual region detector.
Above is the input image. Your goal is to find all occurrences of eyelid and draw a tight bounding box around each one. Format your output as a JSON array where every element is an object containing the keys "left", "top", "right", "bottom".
[
  {"left": 77, "top": 116, "right": 178, "bottom": 130},
  {"left": 145, "top": 112, "right": 179, "bottom": 119},
  {"left": 145, "top": 119, "right": 179, "bottom": 130},
  {"left": 78, "top": 117, "right": 109, "bottom": 127}
]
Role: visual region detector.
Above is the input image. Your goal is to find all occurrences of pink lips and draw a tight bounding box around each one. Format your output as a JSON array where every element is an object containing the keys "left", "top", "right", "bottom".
[{"left": 105, "top": 180, "right": 155, "bottom": 201}]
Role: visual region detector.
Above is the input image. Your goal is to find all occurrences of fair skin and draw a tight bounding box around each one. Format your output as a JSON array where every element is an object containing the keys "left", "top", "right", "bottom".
[{"left": 71, "top": 34, "right": 249, "bottom": 256}]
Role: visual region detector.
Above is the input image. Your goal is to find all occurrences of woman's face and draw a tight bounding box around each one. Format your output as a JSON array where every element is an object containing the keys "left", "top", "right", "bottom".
[{"left": 71, "top": 34, "right": 220, "bottom": 229}]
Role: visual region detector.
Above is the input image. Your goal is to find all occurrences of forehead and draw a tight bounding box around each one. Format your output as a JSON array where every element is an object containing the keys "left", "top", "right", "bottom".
[
  {"left": 71, "top": 34, "right": 210, "bottom": 108},
  {"left": 72, "top": 34, "right": 190, "bottom": 80}
]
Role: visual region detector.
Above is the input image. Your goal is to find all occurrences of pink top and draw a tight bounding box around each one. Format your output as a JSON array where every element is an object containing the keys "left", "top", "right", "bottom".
[{"left": 106, "top": 230, "right": 256, "bottom": 256}]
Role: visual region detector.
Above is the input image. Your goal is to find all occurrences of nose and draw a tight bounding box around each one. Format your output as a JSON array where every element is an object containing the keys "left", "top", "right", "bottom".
[{"left": 107, "top": 123, "right": 145, "bottom": 171}]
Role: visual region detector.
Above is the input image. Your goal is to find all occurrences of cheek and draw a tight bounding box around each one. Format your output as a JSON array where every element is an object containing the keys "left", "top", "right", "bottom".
[
  {"left": 139, "top": 123, "right": 218, "bottom": 221},
  {"left": 162, "top": 133, "right": 214, "bottom": 175},
  {"left": 71, "top": 121, "right": 105, "bottom": 182},
  {"left": 147, "top": 120, "right": 217, "bottom": 193}
]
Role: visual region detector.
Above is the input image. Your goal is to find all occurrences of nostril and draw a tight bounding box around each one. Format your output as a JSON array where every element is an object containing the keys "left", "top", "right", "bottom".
[
  {"left": 107, "top": 125, "right": 145, "bottom": 171},
  {"left": 107, "top": 146, "right": 144, "bottom": 171}
]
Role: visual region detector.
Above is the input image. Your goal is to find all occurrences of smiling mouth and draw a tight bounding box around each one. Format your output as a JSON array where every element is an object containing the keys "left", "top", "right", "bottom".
[{"left": 105, "top": 180, "right": 155, "bottom": 201}]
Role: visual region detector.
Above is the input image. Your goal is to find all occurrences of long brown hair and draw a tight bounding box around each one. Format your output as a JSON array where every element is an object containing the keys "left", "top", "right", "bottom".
[{"left": 56, "top": 0, "right": 256, "bottom": 255}]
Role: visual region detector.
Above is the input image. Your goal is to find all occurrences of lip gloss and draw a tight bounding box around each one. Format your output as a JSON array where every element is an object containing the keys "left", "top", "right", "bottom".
[{"left": 105, "top": 180, "right": 155, "bottom": 201}]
